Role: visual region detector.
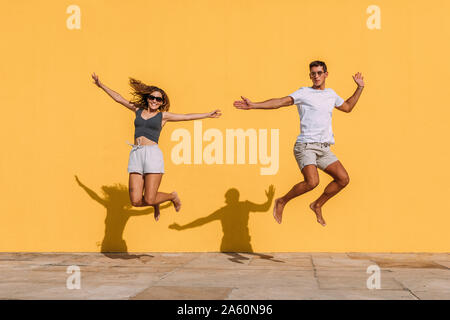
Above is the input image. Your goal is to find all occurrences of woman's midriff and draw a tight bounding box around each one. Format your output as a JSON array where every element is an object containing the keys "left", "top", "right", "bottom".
[{"left": 135, "top": 136, "right": 158, "bottom": 146}]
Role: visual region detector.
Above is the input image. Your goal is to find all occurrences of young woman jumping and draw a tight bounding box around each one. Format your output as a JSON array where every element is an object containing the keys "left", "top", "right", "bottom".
[{"left": 91, "top": 73, "right": 221, "bottom": 221}]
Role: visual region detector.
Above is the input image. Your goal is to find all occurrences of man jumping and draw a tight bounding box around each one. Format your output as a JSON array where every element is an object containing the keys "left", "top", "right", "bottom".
[{"left": 233, "top": 61, "right": 364, "bottom": 226}]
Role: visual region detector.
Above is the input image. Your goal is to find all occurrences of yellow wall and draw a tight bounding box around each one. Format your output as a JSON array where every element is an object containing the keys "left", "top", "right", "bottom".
[{"left": 1, "top": 0, "right": 449, "bottom": 252}]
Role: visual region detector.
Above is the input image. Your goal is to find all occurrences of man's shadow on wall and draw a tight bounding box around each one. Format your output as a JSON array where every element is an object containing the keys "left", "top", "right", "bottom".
[
  {"left": 169, "top": 185, "right": 284, "bottom": 264},
  {"left": 75, "top": 175, "right": 170, "bottom": 260}
]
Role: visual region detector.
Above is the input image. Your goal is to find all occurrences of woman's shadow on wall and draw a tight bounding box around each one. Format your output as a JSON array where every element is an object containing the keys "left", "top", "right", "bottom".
[
  {"left": 75, "top": 175, "right": 170, "bottom": 260},
  {"left": 169, "top": 185, "right": 284, "bottom": 264}
]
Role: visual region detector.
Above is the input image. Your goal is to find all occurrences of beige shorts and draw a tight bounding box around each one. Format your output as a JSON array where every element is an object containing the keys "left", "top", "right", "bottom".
[{"left": 293, "top": 141, "right": 338, "bottom": 171}]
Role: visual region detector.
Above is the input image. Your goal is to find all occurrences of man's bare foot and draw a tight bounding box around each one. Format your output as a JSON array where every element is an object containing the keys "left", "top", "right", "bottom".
[
  {"left": 273, "top": 198, "right": 285, "bottom": 224},
  {"left": 171, "top": 192, "right": 181, "bottom": 212},
  {"left": 153, "top": 205, "right": 160, "bottom": 221},
  {"left": 309, "top": 201, "right": 326, "bottom": 226}
]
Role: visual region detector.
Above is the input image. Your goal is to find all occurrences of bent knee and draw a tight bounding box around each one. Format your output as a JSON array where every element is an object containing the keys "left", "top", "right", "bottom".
[
  {"left": 305, "top": 179, "right": 319, "bottom": 190},
  {"left": 129, "top": 188, "right": 144, "bottom": 207},
  {"left": 338, "top": 176, "right": 350, "bottom": 187},
  {"left": 144, "top": 195, "right": 157, "bottom": 205},
  {"left": 130, "top": 197, "right": 142, "bottom": 207}
]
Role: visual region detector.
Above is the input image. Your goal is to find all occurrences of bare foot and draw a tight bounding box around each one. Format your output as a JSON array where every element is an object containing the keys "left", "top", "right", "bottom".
[
  {"left": 309, "top": 201, "right": 326, "bottom": 226},
  {"left": 153, "top": 205, "right": 160, "bottom": 221},
  {"left": 273, "top": 198, "right": 285, "bottom": 224},
  {"left": 171, "top": 192, "right": 181, "bottom": 212}
]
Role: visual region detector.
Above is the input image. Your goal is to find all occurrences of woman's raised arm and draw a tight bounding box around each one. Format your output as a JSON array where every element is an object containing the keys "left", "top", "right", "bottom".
[{"left": 91, "top": 73, "right": 138, "bottom": 112}]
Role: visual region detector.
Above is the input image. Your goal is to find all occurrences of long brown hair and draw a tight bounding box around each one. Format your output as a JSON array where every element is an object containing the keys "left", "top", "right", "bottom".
[{"left": 128, "top": 78, "right": 170, "bottom": 112}]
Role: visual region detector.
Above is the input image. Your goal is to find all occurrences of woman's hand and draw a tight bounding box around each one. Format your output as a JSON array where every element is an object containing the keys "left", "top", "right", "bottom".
[
  {"left": 91, "top": 72, "right": 102, "bottom": 88},
  {"left": 208, "top": 109, "right": 222, "bottom": 118}
]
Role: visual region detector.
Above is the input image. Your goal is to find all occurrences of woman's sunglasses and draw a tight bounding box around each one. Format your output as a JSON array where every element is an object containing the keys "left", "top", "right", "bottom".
[{"left": 148, "top": 95, "right": 164, "bottom": 103}]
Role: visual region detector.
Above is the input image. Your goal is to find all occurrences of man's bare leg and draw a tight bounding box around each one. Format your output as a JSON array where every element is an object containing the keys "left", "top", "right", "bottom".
[
  {"left": 310, "top": 161, "right": 349, "bottom": 226},
  {"left": 273, "top": 165, "right": 319, "bottom": 224}
]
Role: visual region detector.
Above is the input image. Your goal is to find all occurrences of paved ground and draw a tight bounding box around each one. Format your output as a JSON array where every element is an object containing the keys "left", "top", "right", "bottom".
[{"left": 0, "top": 252, "right": 448, "bottom": 300}]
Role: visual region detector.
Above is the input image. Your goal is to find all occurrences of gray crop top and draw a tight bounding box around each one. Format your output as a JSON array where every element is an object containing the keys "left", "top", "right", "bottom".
[{"left": 134, "top": 109, "right": 163, "bottom": 143}]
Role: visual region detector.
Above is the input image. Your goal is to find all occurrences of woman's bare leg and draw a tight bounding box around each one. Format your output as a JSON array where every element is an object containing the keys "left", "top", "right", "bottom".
[
  {"left": 310, "top": 161, "right": 350, "bottom": 226},
  {"left": 129, "top": 173, "right": 146, "bottom": 206},
  {"left": 273, "top": 164, "right": 319, "bottom": 224},
  {"left": 153, "top": 204, "right": 161, "bottom": 221},
  {"left": 144, "top": 173, "right": 181, "bottom": 213},
  {"left": 128, "top": 173, "right": 166, "bottom": 216}
]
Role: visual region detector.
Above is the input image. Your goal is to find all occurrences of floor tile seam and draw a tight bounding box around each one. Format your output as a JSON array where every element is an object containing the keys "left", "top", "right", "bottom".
[
  {"left": 114, "top": 260, "right": 198, "bottom": 294},
  {"left": 391, "top": 277, "right": 420, "bottom": 300},
  {"left": 406, "top": 289, "right": 421, "bottom": 300},
  {"left": 221, "top": 286, "right": 238, "bottom": 300},
  {"left": 310, "top": 255, "right": 320, "bottom": 289},
  {"left": 127, "top": 279, "right": 166, "bottom": 300},
  {"left": 311, "top": 253, "right": 390, "bottom": 289},
  {"left": 152, "top": 262, "right": 192, "bottom": 284},
  {"left": 431, "top": 261, "right": 450, "bottom": 270}
]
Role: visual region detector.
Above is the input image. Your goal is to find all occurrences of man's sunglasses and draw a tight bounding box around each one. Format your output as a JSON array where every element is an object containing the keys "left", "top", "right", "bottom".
[
  {"left": 148, "top": 95, "right": 164, "bottom": 103},
  {"left": 310, "top": 71, "right": 325, "bottom": 77}
]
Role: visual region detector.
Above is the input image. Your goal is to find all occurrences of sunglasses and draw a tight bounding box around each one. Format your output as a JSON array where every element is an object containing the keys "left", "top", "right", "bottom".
[
  {"left": 310, "top": 71, "right": 325, "bottom": 77},
  {"left": 148, "top": 95, "right": 164, "bottom": 103}
]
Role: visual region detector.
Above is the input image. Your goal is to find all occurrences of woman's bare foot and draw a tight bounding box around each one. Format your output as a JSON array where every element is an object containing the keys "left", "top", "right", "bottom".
[
  {"left": 153, "top": 205, "right": 160, "bottom": 221},
  {"left": 273, "top": 198, "right": 285, "bottom": 224},
  {"left": 171, "top": 192, "right": 181, "bottom": 212},
  {"left": 309, "top": 201, "right": 326, "bottom": 226}
]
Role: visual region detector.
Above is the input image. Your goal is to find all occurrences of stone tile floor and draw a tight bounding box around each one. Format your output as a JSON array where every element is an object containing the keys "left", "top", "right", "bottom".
[{"left": 0, "top": 252, "right": 448, "bottom": 300}]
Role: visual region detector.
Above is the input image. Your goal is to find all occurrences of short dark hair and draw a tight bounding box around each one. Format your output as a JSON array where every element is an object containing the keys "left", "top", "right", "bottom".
[{"left": 309, "top": 60, "right": 327, "bottom": 73}]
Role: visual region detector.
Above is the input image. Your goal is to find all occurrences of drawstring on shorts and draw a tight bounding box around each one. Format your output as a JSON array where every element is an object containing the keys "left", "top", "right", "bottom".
[{"left": 127, "top": 139, "right": 144, "bottom": 151}]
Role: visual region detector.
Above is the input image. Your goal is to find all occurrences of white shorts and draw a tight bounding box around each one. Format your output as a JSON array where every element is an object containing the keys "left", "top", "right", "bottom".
[{"left": 127, "top": 143, "right": 164, "bottom": 175}]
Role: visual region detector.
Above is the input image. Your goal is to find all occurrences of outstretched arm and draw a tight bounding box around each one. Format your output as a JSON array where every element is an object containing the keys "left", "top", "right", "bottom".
[
  {"left": 74, "top": 175, "right": 107, "bottom": 207},
  {"left": 247, "top": 185, "right": 275, "bottom": 212},
  {"left": 233, "top": 96, "right": 293, "bottom": 110},
  {"left": 91, "top": 73, "right": 138, "bottom": 112},
  {"left": 169, "top": 210, "right": 221, "bottom": 230},
  {"left": 336, "top": 72, "right": 365, "bottom": 113},
  {"left": 163, "top": 109, "right": 221, "bottom": 122}
]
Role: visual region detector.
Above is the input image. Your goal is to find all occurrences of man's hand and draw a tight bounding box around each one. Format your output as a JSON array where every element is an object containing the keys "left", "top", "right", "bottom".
[
  {"left": 352, "top": 72, "right": 364, "bottom": 88},
  {"left": 233, "top": 96, "right": 253, "bottom": 110}
]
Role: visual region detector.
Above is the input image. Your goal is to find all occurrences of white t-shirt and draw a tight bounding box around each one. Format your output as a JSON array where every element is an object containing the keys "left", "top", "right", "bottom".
[{"left": 289, "top": 87, "right": 345, "bottom": 144}]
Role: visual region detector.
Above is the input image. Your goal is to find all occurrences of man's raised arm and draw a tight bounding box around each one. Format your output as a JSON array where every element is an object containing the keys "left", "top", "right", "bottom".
[{"left": 336, "top": 72, "right": 365, "bottom": 113}]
